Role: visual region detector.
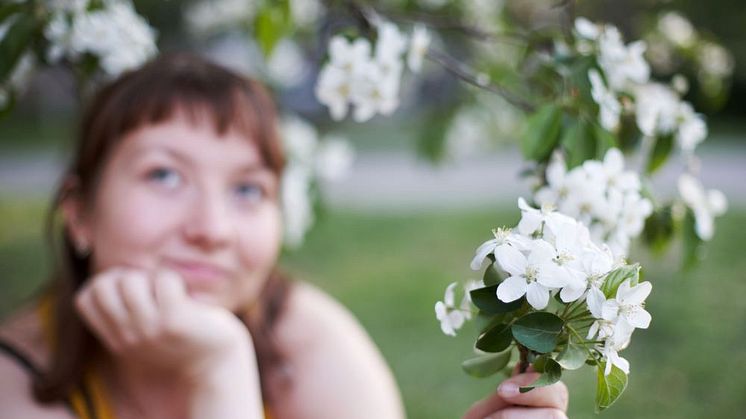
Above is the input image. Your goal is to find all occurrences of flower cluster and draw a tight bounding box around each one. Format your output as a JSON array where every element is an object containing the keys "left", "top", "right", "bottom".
[
  {"left": 45, "top": 0, "right": 157, "bottom": 78},
  {"left": 575, "top": 18, "right": 707, "bottom": 155},
  {"left": 280, "top": 116, "right": 354, "bottom": 248},
  {"left": 437, "top": 198, "right": 652, "bottom": 398},
  {"left": 534, "top": 148, "right": 652, "bottom": 259},
  {"left": 315, "top": 21, "right": 431, "bottom": 122}
]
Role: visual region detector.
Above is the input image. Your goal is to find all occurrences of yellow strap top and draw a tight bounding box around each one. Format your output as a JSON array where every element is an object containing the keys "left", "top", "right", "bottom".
[{"left": 37, "top": 296, "right": 271, "bottom": 419}]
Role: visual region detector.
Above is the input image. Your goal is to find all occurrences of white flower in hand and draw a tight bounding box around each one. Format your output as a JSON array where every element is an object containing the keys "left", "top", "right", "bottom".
[
  {"left": 678, "top": 174, "right": 727, "bottom": 240},
  {"left": 435, "top": 282, "right": 466, "bottom": 336},
  {"left": 602, "top": 279, "right": 652, "bottom": 331},
  {"left": 599, "top": 339, "right": 630, "bottom": 375},
  {"left": 495, "top": 240, "right": 568, "bottom": 309},
  {"left": 470, "top": 227, "right": 530, "bottom": 271}
]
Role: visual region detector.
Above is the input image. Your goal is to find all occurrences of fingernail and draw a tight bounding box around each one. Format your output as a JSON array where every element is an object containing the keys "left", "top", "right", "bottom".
[{"left": 498, "top": 382, "right": 519, "bottom": 397}]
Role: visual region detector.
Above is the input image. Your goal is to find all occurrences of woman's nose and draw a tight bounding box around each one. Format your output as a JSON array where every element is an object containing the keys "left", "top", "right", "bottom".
[{"left": 182, "top": 192, "right": 234, "bottom": 250}]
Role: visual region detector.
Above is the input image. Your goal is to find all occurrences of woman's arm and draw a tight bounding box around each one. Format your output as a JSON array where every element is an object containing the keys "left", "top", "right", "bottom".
[{"left": 272, "top": 282, "right": 406, "bottom": 419}]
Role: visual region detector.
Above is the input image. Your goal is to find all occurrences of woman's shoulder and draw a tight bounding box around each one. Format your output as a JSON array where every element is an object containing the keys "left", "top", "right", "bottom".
[
  {"left": 272, "top": 281, "right": 405, "bottom": 418},
  {"left": 0, "top": 305, "right": 74, "bottom": 419},
  {"left": 0, "top": 303, "right": 51, "bottom": 370}
]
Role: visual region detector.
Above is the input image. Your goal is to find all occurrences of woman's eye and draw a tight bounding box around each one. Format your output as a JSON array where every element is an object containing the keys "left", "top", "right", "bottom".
[
  {"left": 234, "top": 182, "right": 264, "bottom": 202},
  {"left": 146, "top": 167, "right": 182, "bottom": 189}
]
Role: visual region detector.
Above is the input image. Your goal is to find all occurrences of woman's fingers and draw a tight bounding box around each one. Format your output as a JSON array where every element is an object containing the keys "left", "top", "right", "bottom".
[
  {"left": 153, "top": 269, "right": 187, "bottom": 314},
  {"left": 463, "top": 391, "right": 511, "bottom": 419},
  {"left": 497, "top": 373, "right": 569, "bottom": 412},
  {"left": 75, "top": 273, "right": 125, "bottom": 351},
  {"left": 117, "top": 270, "right": 159, "bottom": 338},
  {"left": 485, "top": 407, "right": 568, "bottom": 419}
]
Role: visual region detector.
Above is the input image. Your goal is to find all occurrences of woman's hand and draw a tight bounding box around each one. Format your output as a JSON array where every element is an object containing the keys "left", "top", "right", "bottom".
[
  {"left": 74, "top": 267, "right": 253, "bottom": 378},
  {"left": 463, "top": 367, "right": 569, "bottom": 419},
  {"left": 75, "top": 267, "right": 265, "bottom": 418}
]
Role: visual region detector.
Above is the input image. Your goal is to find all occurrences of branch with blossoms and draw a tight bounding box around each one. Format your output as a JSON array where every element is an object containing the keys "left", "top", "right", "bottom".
[{"left": 0, "top": 0, "right": 736, "bottom": 412}]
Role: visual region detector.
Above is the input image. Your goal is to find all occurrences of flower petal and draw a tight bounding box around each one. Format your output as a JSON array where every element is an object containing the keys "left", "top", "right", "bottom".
[
  {"left": 470, "top": 239, "right": 497, "bottom": 270},
  {"left": 626, "top": 307, "right": 652, "bottom": 329},
  {"left": 587, "top": 287, "right": 607, "bottom": 318},
  {"left": 560, "top": 285, "right": 586, "bottom": 303},
  {"left": 444, "top": 282, "right": 458, "bottom": 307},
  {"left": 495, "top": 244, "right": 528, "bottom": 277},
  {"left": 620, "top": 281, "right": 651, "bottom": 305},
  {"left": 526, "top": 282, "right": 550, "bottom": 309},
  {"left": 496, "top": 275, "right": 527, "bottom": 303}
]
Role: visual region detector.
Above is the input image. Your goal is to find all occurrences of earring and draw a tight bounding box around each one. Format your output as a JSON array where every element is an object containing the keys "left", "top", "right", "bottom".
[{"left": 76, "top": 239, "right": 91, "bottom": 258}]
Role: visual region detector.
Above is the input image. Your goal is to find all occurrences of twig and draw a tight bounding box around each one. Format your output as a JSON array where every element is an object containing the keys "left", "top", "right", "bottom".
[{"left": 426, "top": 48, "right": 535, "bottom": 113}]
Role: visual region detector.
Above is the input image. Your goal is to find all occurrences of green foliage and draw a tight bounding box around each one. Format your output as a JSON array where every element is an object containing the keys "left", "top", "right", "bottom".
[
  {"left": 475, "top": 323, "right": 512, "bottom": 353},
  {"left": 254, "top": 0, "right": 292, "bottom": 58},
  {"left": 643, "top": 205, "right": 675, "bottom": 254},
  {"left": 646, "top": 134, "right": 674, "bottom": 175},
  {"left": 0, "top": 11, "right": 40, "bottom": 81},
  {"left": 470, "top": 285, "right": 523, "bottom": 314},
  {"left": 595, "top": 363, "right": 628, "bottom": 412},
  {"left": 601, "top": 265, "right": 640, "bottom": 299},
  {"left": 511, "top": 312, "right": 564, "bottom": 354},
  {"left": 462, "top": 349, "right": 512, "bottom": 378},
  {"left": 682, "top": 208, "right": 704, "bottom": 269},
  {"left": 521, "top": 104, "right": 563, "bottom": 162},
  {"left": 482, "top": 263, "right": 501, "bottom": 286},
  {"left": 556, "top": 340, "right": 589, "bottom": 370},
  {"left": 561, "top": 118, "right": 595, "bottom": 168},
  {"left": 520, "top": 356, "right": 562, "bottom": 393}
]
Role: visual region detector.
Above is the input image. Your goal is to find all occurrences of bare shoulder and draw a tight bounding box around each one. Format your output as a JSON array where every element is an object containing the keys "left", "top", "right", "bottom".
[
  {"left": 0, "top": 307, "right": 74, "bottom": 419},
  {"left": 272, "top": 281, "right": 405, "bottom": 419}
]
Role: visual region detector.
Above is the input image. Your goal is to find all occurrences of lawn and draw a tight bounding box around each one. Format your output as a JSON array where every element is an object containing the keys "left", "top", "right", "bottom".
[{"left": 2, "top": 199, "right": 745, "bottom": 418}]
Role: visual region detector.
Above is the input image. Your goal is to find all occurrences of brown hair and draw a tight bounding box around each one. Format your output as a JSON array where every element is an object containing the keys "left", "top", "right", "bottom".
[{"left": 34, "top": 53, "right": 292, "bottom": 408}]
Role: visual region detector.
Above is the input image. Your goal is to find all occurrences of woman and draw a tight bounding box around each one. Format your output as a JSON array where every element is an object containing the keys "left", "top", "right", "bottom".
[{"left": 0, "top": 54, "right": 568, "bottom": 419}]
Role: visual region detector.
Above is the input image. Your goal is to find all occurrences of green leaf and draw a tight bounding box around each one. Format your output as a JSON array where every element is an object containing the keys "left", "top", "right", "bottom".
[
  {"left": 483, "top": 263, "right": 501, "bottom": 286},
  {"left": 593, "top": 123, "right": 617, "bottom": 158},
  {"left": 521, "top": 104, "right": 563, "bottom": 162},
  {"left": 511, "top": 312, "right": 564, "bottom": 354},
  {"left": 476, "top": 323, "right": 512, "bottom": 353},
  {"left": 475, "top": 312, "right": 507, "bottom": 334},
  {"left": 520, "top": 357, "right": 562, "bottom": 392},
  {"left": 462, "top": 349, "right": 512, "bottom": 378},
  {"left": 254, "top": 1, "right": 291, "bottom": 58},
  {"left": 646, "top": 133, "right": 674, "bottom": 175},
  {"left": 556, "top": 341, "right": 588, "bottom": 370},
  {"left": 0, "top": 12, "right": 39, "bottom": 81},
  {"left": 595, "top": 362, "right": 628, "bottom": 412},
  {"left": 470, "top": 285, "right": 523, "bottom": 315},
  {"left": 601, "top": 264, "right": 640, "bottom": 299},
  {"left": 561, "top": 118, "right": 595, "bottom": 168},
  {"left": 682, "top": 208, "right": 703, "bottom": 270},
  {"left": 643, "top": 205, "right": 674, "bottom": 254},
  {"left": 0, "top": 3, "right": 24, "bottom": 23}
]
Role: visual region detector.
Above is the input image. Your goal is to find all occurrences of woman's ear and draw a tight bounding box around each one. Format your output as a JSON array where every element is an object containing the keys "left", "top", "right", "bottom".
[{"left": 59, "top": 176, "right": 93, "bottom": 256}]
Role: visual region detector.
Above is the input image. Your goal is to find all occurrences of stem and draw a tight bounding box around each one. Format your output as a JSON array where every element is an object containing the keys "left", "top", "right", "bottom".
[
  {"left": 518, "top": 344, "right": 530, "bottom": 373},
  {"left": 565, "top": 323, "right": 597, "bottom": 361},
  {"left": 426, "top": 48, "right": 535, "bottom": 113}
]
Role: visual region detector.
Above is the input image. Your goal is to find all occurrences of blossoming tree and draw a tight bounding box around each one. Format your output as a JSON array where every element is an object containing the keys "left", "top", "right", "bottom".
[{"left": 0, "top": 0, "right": 734, "bottom": 412}]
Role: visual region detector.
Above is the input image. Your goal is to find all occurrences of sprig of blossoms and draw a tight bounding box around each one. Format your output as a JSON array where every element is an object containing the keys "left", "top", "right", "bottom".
[
  {"left": 437, "top": 197, "right": 652, "bottom": 410},
  {"left": 534, "top": 148, "right": 652, "bottom": 259},
  {"left": 45, "top": 0, "right": 157, "bottom": 78},
  {"left": 315, "top": 21, "right": 430, "bottom": 122}
]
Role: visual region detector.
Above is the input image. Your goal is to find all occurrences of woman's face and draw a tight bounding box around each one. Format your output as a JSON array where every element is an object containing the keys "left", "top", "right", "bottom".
[{"left": 69, "top": 110, "right": 283, "bottom": 311}]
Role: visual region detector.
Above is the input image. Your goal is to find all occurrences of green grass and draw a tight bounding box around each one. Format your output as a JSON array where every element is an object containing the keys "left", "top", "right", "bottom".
[{"left": 2, "top": 200, "right": 746, "bottom": 418}]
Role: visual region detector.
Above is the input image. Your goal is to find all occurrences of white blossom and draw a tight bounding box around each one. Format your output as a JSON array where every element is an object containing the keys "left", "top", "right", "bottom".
[
  {"left": 184, "top": 0, "right": 258, "bottom": 35},
  {"left": 697, "top": 42, "right": 734, "bottom": 78},
  {"left": 657, "top": 12, "right": 696, "bottom": 48},
  {"left": 407, "top": 24, "right": 431, "bottom": 73},
  {"left": 634, "top": 83, "right": 681, "bottom": 137},
  {"left": 495, "top": 239, "right": 569, "bottom": 309},
  {"left": 470, "top": 227, "right": 530, "bottom": 271},
  {"left": 597, "top": 26, "right": 650, "bottom": 92},
  {"left": 678, "top": 174, "right": 727, "bottom": 240},
  {"left": 588, "top": 69, "right": 621, "bottom": 132},
  {"left": 435, "top": 282, "right": 467, "bottom": 336},
  {"left": 601, "top": 279, "right": 652, "bottom": 331}
]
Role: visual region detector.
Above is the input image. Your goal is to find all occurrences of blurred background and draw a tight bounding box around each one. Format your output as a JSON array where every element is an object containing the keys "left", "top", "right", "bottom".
[{"left": 1, "top": 0, "right": 745, "bottom": 418}]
